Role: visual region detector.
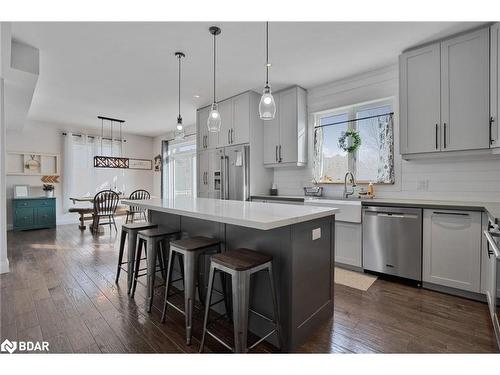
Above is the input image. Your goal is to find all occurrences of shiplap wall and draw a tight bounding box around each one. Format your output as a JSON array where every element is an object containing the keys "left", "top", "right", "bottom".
[{"left": 273, "top": 65, "right": 500, "bottom": 202}]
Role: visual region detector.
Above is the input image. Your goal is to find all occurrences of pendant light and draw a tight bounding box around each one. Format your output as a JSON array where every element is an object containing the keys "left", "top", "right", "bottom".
[
  {"left": 174, "top": 51, "right": 186, "bottom": 140},
  {"left": 259, "top": 22, "right": 276, "bottom": 120},
  {"left": 207, "top": 26, "right": 222, "bottom": 132}
]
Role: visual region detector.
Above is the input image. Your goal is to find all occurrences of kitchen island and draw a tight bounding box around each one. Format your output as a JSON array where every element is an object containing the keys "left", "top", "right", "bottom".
[{"left": 121, "top": 197, "right": 338, "bottom": 352}]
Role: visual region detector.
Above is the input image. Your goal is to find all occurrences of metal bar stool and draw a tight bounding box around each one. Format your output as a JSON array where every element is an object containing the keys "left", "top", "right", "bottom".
[
  {"left": 130, "top": 226, "right": 181, "bottom": 312},
  {"left": 199, "top": 248, "right": 281, "bottom": 353},
  {"left": 161, "top": 236, "right": 228, "bottom": 345},
  {"left": 115, "top": 222, "right": 158, "bottom": 294}
]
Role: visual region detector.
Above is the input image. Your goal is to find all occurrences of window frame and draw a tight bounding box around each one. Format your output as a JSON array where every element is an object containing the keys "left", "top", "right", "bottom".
[{"left": 313, "top": 97, "right": 395, "bottom": 185}]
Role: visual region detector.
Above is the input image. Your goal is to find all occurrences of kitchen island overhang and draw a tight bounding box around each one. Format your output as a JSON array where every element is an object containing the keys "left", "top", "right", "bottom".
[{"left": 122, "top": 197, "right": 339, "bottom": 352}]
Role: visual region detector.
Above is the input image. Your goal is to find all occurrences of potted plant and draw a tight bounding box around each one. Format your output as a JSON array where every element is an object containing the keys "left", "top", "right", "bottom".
[{"left": 43, "top": 184, "right": 54, "bottom": 198}]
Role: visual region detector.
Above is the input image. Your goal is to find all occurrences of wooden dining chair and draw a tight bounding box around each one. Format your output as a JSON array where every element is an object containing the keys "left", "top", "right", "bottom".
[
  {"left": 126, "top": 189, "right": 150, "bottom": 223},
  {"left": 92, "top": 190, "right": 120, "bottom": 233}
]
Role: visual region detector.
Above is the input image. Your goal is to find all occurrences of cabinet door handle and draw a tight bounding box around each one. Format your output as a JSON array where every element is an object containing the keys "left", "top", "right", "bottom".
[
  {"left": 490, "top": 116, "right": 494, "bottom": 146},
  {"left": 435, "top": 124, "right": 439, "bottom": 149},
  {"left": 279, "top": 145, "right": 282, "bottom": 162},
  {"left": 443, "top": 123, "right": 447, "bottom": 149},
  {"left": 228, "top": 129, "right": 230, "bottom": 144},
  {"left": 230, "top": 128, "right": 234, "bottom": 144},
  {"left": 275, "top": 145, "right": 278, "bottom": 162}
]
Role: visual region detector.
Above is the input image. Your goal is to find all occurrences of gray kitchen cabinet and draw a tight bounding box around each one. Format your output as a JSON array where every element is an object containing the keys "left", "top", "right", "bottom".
[
  {"left": 440, "top": 27, "right": 490, "bottom": 152},
  {"left": 399, "top": 43, "right": 441, "bottom": 154},
  {"left": 490, "top": 23, "right": 500, "bottom": 148},
  {"left": 217, "top": 98, "right": 233, "bottom": 148},
  {"left": 400, "top": 27, "right": 490, "bottom": 157},
  {"left": 263, "top": 86, "right": 307, "bottom": 167},
  {"left": 197, "top": 149, "right": 218, "bottom": 198},
  {"left": 232, "top": 92, "right": 251, "bottom": 145},
  {"left": 197, "top": 150, "right": 209, "bottom": 196},
  {"left": 197, "top": 106, "right": 216, "bottom": 150},
  {"left": 217, "top": 92, "right": 251, "bottom": 147},
  {"left": 335, "top": 221, "right": 362, "bottom": 268},
  {"left": 263, "top": 94, "right": 280, "bottom": 164},
  {"left": 423, "top": 209, "right": 482, "bottom": 292}
]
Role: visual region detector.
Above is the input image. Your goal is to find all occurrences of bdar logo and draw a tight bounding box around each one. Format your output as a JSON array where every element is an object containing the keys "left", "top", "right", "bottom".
[{"left": 1, "top": 339, "right": 17, "bottom": 354}]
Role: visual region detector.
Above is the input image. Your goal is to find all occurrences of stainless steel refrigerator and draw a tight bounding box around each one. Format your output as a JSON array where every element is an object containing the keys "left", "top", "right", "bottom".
[{"left": 215, "top": 144, "right": 250, "bottom": 201}]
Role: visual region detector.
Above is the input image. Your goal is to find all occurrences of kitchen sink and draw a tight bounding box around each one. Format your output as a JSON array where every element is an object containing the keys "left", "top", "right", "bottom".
[{"left": 304, "top": 198, "right": 362, "bottom": 223}]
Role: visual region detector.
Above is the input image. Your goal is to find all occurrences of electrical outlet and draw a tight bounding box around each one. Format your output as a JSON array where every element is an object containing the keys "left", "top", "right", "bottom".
[{"left": 312, "top": 228, "right": 321, "bottom": 240}]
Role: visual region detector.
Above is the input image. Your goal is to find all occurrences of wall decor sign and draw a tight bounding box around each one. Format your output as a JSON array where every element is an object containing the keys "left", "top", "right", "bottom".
[
  {"left": 129, "top": 158, "right": 153, "bottom": 170},
  {"left": 153, "top": 154, "right": 161, "bottom": 172},
  {"left": 41, "top": 175, "right": 60, "bottom": 183}
]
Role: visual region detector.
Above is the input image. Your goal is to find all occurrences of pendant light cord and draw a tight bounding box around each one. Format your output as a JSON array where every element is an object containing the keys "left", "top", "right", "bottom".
[
  {"left": 178, "top": 54, "right": 181, "bottom": 118},
  {"left": 266, "top": 21, "right": 269, "bottom": 86},
  {"left": 213, "top": 32, "right": 216, "bottom": 103}
]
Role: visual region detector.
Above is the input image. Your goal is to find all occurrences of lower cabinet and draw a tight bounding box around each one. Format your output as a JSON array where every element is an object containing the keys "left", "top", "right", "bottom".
[
  {"left": 423, "top": 209, "right": 481, "bottom": 292},
  {"left": 13, "top": 198, "right": 56, "bottom": 231},
  {"left": 335, "top": 221, "right": 362, "bottom": 268}
]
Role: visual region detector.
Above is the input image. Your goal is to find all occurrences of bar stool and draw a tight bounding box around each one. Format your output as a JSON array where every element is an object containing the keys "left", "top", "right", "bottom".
[
  {"left": 131, "top": 226, "right": 181, "bottom": 312},
  {"left": 115, "top": 222, "right": 158, "bottom": 294},
  {"left": 161, "top": 236, "right": 227, "bottom": 345},
  {"left": 199, "top": 248, "right": 281, "bottom": 353}
]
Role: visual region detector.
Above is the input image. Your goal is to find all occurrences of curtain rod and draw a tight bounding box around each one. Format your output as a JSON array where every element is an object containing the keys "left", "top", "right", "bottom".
[
  {"left": 61, "top": 132, "right": 127, "bottom": 142},
  {"left": 314, "top": 112, "right": 394, "bottom": 129}
]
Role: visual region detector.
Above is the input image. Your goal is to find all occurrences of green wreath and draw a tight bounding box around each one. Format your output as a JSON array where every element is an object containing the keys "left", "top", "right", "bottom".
[{"left": 338, "top": 130, "right": 361, "bottom": 153}]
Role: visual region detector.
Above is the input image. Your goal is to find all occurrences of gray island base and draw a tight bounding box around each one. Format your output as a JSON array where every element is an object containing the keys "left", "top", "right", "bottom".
[{"left": 123, "top": 198, "right": 337, "bottom": 352}]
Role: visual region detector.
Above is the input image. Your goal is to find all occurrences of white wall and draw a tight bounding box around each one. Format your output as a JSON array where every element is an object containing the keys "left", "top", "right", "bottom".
[
  {"left": 6, "top": 120, "right": 155, "bottom": 228},
  {"left": 273, "top": 65, "right": 500, "bottom": 202}
]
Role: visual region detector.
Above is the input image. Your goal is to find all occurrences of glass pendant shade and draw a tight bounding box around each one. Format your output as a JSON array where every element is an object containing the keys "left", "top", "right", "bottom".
[
  {"left": 259, "top": 85, "right": 276, "bottom": 120},
  {"left": 174, "top": 116, "right": 185, "bottom": 139},
  {"left": 207, "top": 102, "right": 222, "bottom": 132}
]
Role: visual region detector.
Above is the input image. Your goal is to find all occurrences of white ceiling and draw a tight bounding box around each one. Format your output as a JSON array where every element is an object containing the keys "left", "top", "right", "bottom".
[{"left": 11, "top": 21, "right": 485, "bottom": 136}]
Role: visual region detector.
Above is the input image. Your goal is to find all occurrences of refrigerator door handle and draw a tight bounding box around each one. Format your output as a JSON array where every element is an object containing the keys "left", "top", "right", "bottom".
[
  {"left": 220, "top": 155, "right": 224, "bottom": 199},
  {"left": 224, "top": 156, "right": 230, "bottom": 200}
]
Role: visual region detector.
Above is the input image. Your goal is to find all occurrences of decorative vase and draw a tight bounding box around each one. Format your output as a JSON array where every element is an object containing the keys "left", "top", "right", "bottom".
[{"left": 45, "top": 190, "right": 54, "bottom": 198}]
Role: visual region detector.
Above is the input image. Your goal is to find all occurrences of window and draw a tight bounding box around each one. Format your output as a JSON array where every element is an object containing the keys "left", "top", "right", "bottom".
[
  {"left": 313, "top": 99, "right": 394, "bottom": 184},
  {"left": 165, "top": 137, "right": 197, "bottom": 200}
]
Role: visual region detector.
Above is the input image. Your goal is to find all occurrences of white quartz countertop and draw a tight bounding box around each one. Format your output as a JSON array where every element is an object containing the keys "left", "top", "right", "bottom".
[{"left": 122, "top": 197, "right": 339, "bottom": 230}]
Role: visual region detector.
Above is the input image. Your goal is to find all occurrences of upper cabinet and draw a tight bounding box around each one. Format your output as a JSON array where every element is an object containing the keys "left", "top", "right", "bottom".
[
  {"left": 399, "top": 27, "right": 491, "bottom": 158},
  {"left": 440, "top": 28, "right": 490, "bottom": 152},
  {"left": 490, "top": 23, "right": 500, "bottom": 149},
  {"left": 399, "top": 43, "right": 441, "bottom": 154},
  {"left": 197, "top": 106, "right": 218, "bottom": 150},
  {"left": 263, "top": 86, "right": 307, "bottom": 167},
  {"left": 196, "top": 92, "right": 252, "bottom": 150}
]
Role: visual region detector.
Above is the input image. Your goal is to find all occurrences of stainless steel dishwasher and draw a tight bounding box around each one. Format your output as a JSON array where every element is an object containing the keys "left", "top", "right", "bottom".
[{"left": 362, "top": 206, "right": 422, "bottom": 283}]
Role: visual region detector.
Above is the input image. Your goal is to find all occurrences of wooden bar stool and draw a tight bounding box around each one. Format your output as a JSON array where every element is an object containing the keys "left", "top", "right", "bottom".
[
  {"left": 115, "top": 222, "right": 158, "bottom": 294},
  {"left": 199, "top": 248, "right": 281, "bottom": 353},
  {"left": 161, "top": 236, "right": 227, "bottom": 345},
  {"left": 131, "top": 226, "right": 181, "bottom": 312}
]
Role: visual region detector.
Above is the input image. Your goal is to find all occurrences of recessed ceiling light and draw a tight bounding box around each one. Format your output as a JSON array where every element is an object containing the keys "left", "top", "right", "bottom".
[{"left": 193, "top": 94, "right": 201, "bottom": 98}]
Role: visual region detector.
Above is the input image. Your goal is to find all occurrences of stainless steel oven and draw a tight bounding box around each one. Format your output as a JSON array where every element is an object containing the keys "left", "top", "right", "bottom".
[{"left": 484, "top": 220, "right": 500, "bottom": 349}]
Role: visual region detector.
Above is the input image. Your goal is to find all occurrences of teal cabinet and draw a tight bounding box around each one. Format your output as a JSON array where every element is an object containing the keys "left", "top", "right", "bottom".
[{"left": 13, "top": 197, "right": 56, "bottom": 231}]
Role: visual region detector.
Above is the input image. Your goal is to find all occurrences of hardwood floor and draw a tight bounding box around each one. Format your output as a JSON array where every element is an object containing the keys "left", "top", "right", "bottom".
[{"left": 1, "top": 223, "right": 498, "bottom": 354}]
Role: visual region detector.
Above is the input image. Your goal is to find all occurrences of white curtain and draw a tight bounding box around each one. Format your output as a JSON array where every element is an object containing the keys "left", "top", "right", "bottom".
[
  {"left": 62, "top": 134, "right": 98, "bottom": 211},
  {"left": 63, "top": 133, "right": 129, "bottom": 212}
]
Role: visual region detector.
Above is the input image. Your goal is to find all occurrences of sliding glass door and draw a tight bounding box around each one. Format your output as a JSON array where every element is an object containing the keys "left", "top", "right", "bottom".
[{"left": 162, "top": 136, "right": 196, "bottom": 200}]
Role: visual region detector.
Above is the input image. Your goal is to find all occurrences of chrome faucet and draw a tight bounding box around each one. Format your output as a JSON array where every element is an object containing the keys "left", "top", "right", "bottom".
[{"left": 343, "top": 172, "right": 356, "bottom": 198}]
